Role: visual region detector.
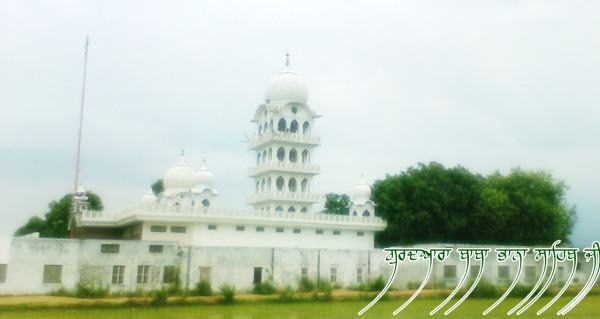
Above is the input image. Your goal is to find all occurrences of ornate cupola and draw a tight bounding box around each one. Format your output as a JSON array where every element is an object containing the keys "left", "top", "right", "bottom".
[
  {"left": 247, "top": 55, "right": 321, "bottom": 214},
  {"left": 349, "top": 175, "right": 375, "bottom": 217}
]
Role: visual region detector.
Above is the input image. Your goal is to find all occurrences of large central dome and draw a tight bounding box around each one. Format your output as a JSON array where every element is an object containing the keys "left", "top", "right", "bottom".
[{"left": 264, "top": 68, "right": 308, "bottom": 104}]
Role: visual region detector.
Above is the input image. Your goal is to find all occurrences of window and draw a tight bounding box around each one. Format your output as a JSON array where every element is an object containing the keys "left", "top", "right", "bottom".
[
  {"left": 498, "top": 265, "right": 510, "bottom": 279},
  {"left": 199, "top": 267, "right": 211, "bottom": 282},
  {"left": 291, "top": 106, "right": 298, "bottom": 114},
  {"left": 202, "top": 199, "right": 210, "bottom": 208},
  {"left": 293, "top": 228, "right": 301, "bottom": 234},
  {"left": 0, "top": 264, "right": 6, "bottom": 283},
  {"left": 171, "top": 226, "right": 186, "bottom": 233},
  {"left": 330, "top": 267, "right": 337, "bottom": 283},
  {"left": 290, "top": 120, "right": 299, "bottom": 133},
  {"left": 277, "top": 148, "right": 285, "bottom": 162},
  {"left": 276, "top": 176, "right": 284, "bottom": 191},
  {"left": 208, "top": 224, "right": 217, "bottom": 230},
  {"left": 301, "top": 267, "right": 308, "bottom": 279},
  {"left": 288, "top": 207, "right": 296, "bottom": 213},
  {"left": 353, "top": 211, "right": 358, "bottom": 216},
  {"left": 288, "top": 178, "right": 297, "bottom": 192},
  {"left": 276, "top": 206, "right": 284, "bottom": 213},
  {"left": 300, "top": 207, "right": 308, "bottom": 213},
  {"left": 289, "top": 148, "right": 298, "bottom": 163},
  {"left": 525, "top": 266, "right": 537, "bottom": 282},
  {"left": 301, "top": 179, "right": 308, "bottom": 192},
  {"left": 357, "top": 231, "right": 364, "bottom": 236},
  {"left": 302, "top": 121, "right": 310, "bottom": 135},
  {"left": 150, "top": 225, "right": 167, "bottom": 233},
  {"left": 357, "top": 267, "right": 363, "bottom": 283},
  {"left": 333, "top": 230, "right": 341, "bottom": 236},
  {"left": 253, "top": 267, "right": 263, "bottom": 284},
  {"left": 149, "top": 245, "right": 164, "bottom": 253},
  {"left": 236, "top": 225, "right": 245, "bottom": 231},
  {"left": 43, "top": 265, "right": 62, "bottom": 284},
  {"left": 112, "top": 265, "right": 125, "bottom": 284},
  {"left": 101, "top": 244, "right": 120, "bottom": 254},
  {"left": 444, "top": 265, "right": 457, "bottom": 279},
  {"left": 163, "top": 266, "right": 177, "bottom": 284},
  {"left": 362, "top": 210, "right": 370, "bottom": 217},
  {"left": 137, "top": 265, "right": 150, "bottom": 284},
  {"left": 278, "top": 118, "right": 287, "bottom": 132},
  {"left": 276, "top": 227, "right": 284, "bottom": 233},
  {"left": 256, "top": 226, "right": 265, "bottom": 232},
  {"left": 316, "top": 229, "right": 324, "bottom": 235},
  {"left": 301, "top": 150, "right": 309, "bottom": 164}
]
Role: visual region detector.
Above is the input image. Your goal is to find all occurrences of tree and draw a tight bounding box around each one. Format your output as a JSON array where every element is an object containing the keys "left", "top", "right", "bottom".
[
  {"left": 373, "top": 162, "right": 575, "bottom": 247},
  {"left": 151, "top": 179, "right": 164, "bottom": 196},
  {"left": 14, "top": 191, "right": 103, "bottom": 238},
  {"left": 322, "top": 193, "right": 351, "bottom": 215}
]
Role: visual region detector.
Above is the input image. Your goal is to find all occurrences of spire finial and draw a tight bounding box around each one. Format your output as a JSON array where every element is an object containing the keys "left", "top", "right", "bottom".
[
  {"left": 285, "top": 51, "right": 290, "bottom": 68},
  {"left": 180, "top": 149, "right": 185, "bottom": 157}
]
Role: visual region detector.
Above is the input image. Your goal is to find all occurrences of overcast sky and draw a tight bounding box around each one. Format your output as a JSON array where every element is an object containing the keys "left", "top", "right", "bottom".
[{"left": 1, "top": 1, "right": 599, "bottom": 262}]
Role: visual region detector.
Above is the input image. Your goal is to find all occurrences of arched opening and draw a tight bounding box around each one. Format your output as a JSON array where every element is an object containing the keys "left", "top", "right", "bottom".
[
  {"left": 302, "top": 121, "right": 310, "bottom": 135},
  {"left": 289, "top": 148, "right": 298, "bottom": 163},
  {"left": 269, "top": 119, "right": 273, "bottom": 131},
  {"left": 276, "top": 177, "right": 284, "bottom": 191},
  {"left": 256, "top": 153, "right": 261, "bottom": 164},
  {"left": 261, "top": 179, "right": 265, "bottom": 191},
  {"left": 268, "top": 148, "right": 272, "bottom": 160},
  {"left": 255, "top": 181, "right": 259, "bottom": 192},
  {"left": 262, "top": 150, "right": 267, "bottom": 163},
  {"left": 352, "top": 211, "right": 358, "bottom": 216},
  {"left": 277, "top": 147, "right": 285, "bottom": 162},
  {"left": 302, "top": 150, "right": 309, "bottom": 164},
  {"left": 202, "top": 199, "right": 210, "bottom": 208},
  {"left": 300, "top": 207, "right": 308, "bottom": 213},
  {"left": 258, "top": 125, "right": 262, "bottom": 135},
  {"left": 288, "top": 178, "right": 297, "bottom": 192},
  {"left": 275, "top": 206, "right": 283, "bottom": 213},
  {"left": 264, "top": 122, "right": 269, "bottom": 133},
  {"left": 301, "top": 178, "right": 308, "bottom": 192},
  {"left": 267, "top": 177, "right": 272, "bottom": 190},
  {"left": 288, "top": 207, "right": 296, "bottom": 213},
  {"left": 290, "top": 120, "right": 299, "bottom": 133},
  {"left": 278, "top": 118, "right": 287, "bottom": 132},
  {"left": 362, "top": 210, "right": 370, "bottom": 217}
]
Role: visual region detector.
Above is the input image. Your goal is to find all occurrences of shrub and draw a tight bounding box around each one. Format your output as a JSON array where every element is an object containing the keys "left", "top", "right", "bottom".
[
  {"left": 367, "top": 276, "right": 386, "bottom": 292},
  {"left": 278, "top": 286, "right": 296, "bottom": 303},
  {"left": 150, "top": 290, "right": 168, "bottom": 306},
  {"left": 253, "top": 281, "right": 277, "bottom": 295},
  {"left": 469, "top": 278, "right": 500, "bottom": 298},
  {"left": 219, "top": 284, "right": 235, "bottom": 304},
  {"left": 510, "top": 284, "right": 550, "bottom": 298},
  {"left": 298, "top": 277, "right": 316, "bottom": 292},
  {"left": 75, "top": 283, "right": 109, "bottom": 298},
  {"left": 195, "top": 280, "right": 213, "bottom": 296},
  {"left": 317, "top": 281, "right": 333, "bottom": 301}
]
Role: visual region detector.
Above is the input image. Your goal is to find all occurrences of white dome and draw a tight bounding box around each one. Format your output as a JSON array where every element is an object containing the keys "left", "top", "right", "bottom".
[
  {"left": 164, "top": 154, "right": 197, "bottom": 190},
  {"left": 264, "top": 68, "right": 308, "bottom": 104},
  {"left": 195, "top": 160, "right": 215, "bottom": 187},
  {"left": 353, "top": 183, "right": 372, "bottom": 200}
]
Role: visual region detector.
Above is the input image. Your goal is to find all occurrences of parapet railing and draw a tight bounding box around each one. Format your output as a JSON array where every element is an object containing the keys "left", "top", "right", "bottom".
[
  {"left": 248, "top": 161, "right": 321, "bottom": 176},
  {"left": 249, "top": 131, "right": 321, "bottom": 149}
]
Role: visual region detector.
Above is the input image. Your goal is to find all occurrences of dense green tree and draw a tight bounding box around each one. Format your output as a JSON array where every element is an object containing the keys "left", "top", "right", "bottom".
[
  {"left": 322, "top": 193, "right": 351, "bottom": 215},
  {"left": 151, "top": 179, "right": 164, "bottom": 196},
  {"left": 14, "top": 191, "right": 103, "bottom": 238},
  {"left": 373, "top": 162, "right": 575, "bottom": 246}
]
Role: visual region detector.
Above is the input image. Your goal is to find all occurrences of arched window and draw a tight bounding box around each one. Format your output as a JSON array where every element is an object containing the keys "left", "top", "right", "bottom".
[
  {"left": 288, "top": 178, "right": 297, "bottom": 192},
  {"left": 353, "top": 211, "right": 358, "bottom": 216},
  {"left": 202, "top": 199, "right": 210, "bottom": 208},
  {"left": 265, "top": 122, "right": 269, "bottom": 132},
  {"left": 275, "top": 206, "right": 283, "bottom": 213},
  {"left": 256, "top": 153, "right": 261, "bottom": 164},
  {"left": 276, "top": 177, "right": 284, "bottom": 191},
  {"left": 258, "top": 125, "right": 262, "bottom": 135},
  {"left": 268, "top": 148, "right": 272, "bottom": 160},
  {"left": 362, "top": 210, "right": 370, "bottom": 217},
  {"left": 277, "top": 147, "right": 285, "bottom": 162},
  {"left": 301, "top": 179, "right": 308, "bottom": 192},
  {"left": 302, "top": 121, "right": 310, "bottom": 135},
  {"left": 289, "top": 148, "right": 298, "bottom": 163},
  {"left": 261, "top": 179, "right": 266, "bottom": 191},
  {"left": 290, "top": 120, "right": 299, "bottom": 133},
  {"left": 255, "top": 181, "right": 259, "bottom": 192},
  {"left": 262, "top": 150, "right": 267, "bottom": 163},
  {"left": 278, "top": 118, "right": 287, "bottom": 132},
  {"left": 267, "top": 177, "right": 272, "bottom": 190},
  {"left": 300, "top": 207, "right": 308, "bottom": 213},
  {"left": 302, "top": 150, "right": 309, "bottom": 164},
  {"left": 288, "top": 206, "right": 296, "bottom": 213}
]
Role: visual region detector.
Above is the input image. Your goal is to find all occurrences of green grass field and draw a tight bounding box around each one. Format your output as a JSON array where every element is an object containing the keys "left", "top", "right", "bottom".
[{"left": 1, "top": 296, "right": 598, "bottom": 319}]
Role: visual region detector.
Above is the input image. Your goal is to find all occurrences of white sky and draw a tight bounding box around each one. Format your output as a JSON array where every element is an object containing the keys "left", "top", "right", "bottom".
[{"left": 1, "top": 1, "right": 599, "bottom": 262}]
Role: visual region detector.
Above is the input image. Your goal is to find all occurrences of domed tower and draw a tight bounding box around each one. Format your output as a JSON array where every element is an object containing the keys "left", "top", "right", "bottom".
[
  {"left": 248, "top": 56, "right": 321, "bottom": 213},
  {"left": 349, "top": 175, "right": 375, "bottom": 217}
]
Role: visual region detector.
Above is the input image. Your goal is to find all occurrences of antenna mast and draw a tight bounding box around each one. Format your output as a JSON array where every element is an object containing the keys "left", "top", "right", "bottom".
[{"left": 74, "top": 35, "right": 89, "bottom": 194}]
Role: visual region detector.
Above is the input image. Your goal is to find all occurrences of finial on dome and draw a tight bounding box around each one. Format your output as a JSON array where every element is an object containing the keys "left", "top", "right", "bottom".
[
  {"left": 285, "top": 51, "right": 290, "bottom": 68},
  {"left": 201, "top": 157, "right": 208, "bottom": 170}
]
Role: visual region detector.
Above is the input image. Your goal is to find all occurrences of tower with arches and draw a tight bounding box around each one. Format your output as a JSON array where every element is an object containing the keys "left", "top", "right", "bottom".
[{"left": 248, "top": 58, "right": 321, "bottom": 214}]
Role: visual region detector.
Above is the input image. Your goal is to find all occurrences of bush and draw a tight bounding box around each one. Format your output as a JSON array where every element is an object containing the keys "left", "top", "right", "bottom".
[
  {"left": 469, "top": 278, "right": 500, "bottom": 298},
  {"left": 278, "top": 286, "right": 296, "bottom": 303},
  {"left": 219, "top": 284, "right": 235, "bottom": 304},
  {"left": 150, "top": 290, "right": 168, "bottom": 306},
  {"left": 253, "top": 281, "right": 277, "bottom": 295},
  {"left": 298, "top": 277, "right": 316, "bottom": 292},
  {"left": 317, "top": 281, "right": 333, "bottom": 301},
  {"left": 510, "top": 284, "right": 550, "bottom": 298},
  {"left": 75, "top": 283, "right": 109, "bottom": 298},
  {"left": 195, "top": 280, "right": 213, "bottom": 296},
  {"left": 367, "top": 276, "right": 386, "bottom": 292}
]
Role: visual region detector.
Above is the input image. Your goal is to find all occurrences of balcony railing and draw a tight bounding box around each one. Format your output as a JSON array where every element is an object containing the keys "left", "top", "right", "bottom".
[
  {"left": 247, "top": 191, "right": 321, "bottom": 204},
  {"left": 249, "top": 131, "right": 321, "bottom": 150},
  {"left": 248, "top": 161, "right": 321, "bottom": 176}
]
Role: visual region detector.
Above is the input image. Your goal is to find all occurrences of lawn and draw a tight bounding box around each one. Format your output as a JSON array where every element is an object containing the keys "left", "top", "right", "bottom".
[{"left": 1, "top": 296, "right": 598, "bottom": 319}]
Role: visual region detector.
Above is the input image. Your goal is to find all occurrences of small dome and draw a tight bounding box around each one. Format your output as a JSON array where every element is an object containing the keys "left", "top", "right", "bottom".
[
  {"left": 196, "top": 160, "right": 215, "bottom": 187},
  {"left": 142, "top": 189, "right": 157, "bottom": 204},
  {"left": 353, "top": 176, "right": 372, "bottom": 200},
  {"left": 264, "top": 68, "right": 308, "bottom": 104},
  {"left": 164, "top": 154, "right": 197, "bottom": 190}
]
